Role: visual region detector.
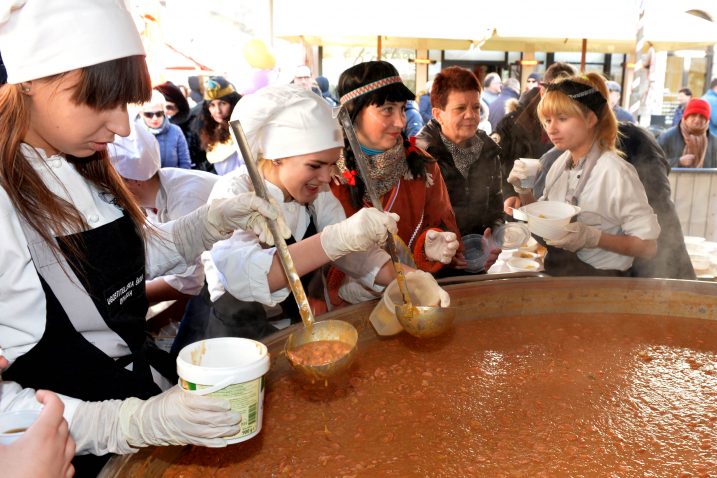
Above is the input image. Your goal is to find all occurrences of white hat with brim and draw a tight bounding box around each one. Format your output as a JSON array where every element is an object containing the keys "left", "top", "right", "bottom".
[
  {"left": 109, "top": 123, "right": 161, "bottom": 181},
  {"left": 232, "top": 85, "right": 343, "bottom": 160},
  {"left": 0, "top": 0, "right": 145, "bottom": 84}
]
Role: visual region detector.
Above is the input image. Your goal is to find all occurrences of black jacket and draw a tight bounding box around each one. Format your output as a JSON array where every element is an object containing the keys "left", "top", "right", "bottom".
[{"left": 416, "top": 120, "right": 504, "bottom": 236}]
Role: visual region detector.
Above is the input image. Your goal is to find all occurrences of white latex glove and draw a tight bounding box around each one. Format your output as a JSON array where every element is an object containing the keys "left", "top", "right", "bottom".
[
  {"left": 388, "top": 270, "right": 450, "bottom": 307},
  {"left": 206, "top": 194, "right": 290, "bottom": 246},
  {"left": 507, "top": 160, "right": 531, "bottom": 194},
  {"left": 338, "top": 279, "right": 382, "bottom": 304},
  {"left": 320, "top": 208, "right": 399, "bottom": 261},
  {"left": 546, "top": 222, "right": 602, "bottom": 253},
  {"left": 370, "top": 270, "right": 449, "bottom": 336},
  {"left": 424, "top": 230, "right": 459, "bottom": 264},
  {"left": 70, "top": 387, "right": 241, "bottom": 456},
  {"left": 119, "top": 386, "right": 241, "bottom": 449},
  {"left": 172, "top": 193, "right": 290, "bottom": 263}
]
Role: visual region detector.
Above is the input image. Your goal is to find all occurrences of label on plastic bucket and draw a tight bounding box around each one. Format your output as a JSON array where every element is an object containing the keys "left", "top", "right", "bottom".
[{"left": 180, "top": 376, "right": 266, "bottom": 443}]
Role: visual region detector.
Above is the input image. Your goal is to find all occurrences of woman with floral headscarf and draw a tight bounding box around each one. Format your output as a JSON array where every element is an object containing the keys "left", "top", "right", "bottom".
[{"left": 329, "top": 61, "right": 463, "bottom": 305}]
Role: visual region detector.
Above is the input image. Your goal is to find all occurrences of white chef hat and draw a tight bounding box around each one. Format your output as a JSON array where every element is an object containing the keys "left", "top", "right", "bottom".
[
  {"left": 109, "top": 123, "right": 161, "bottom": 181},
  {"left": 141, "top": 90, "right": 167, "bottom": 112},
  {"left": 294, "top": 65, "right": 311, "bottom": 78},
  {"left": 0, "top": 0, "right": 145, "bottom": 84},
  {"left": 231, "top": 85, "right": 343, "bottom": 160}
]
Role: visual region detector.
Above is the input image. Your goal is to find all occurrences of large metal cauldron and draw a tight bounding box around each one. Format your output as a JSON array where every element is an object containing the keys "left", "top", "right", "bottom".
[{"left": 99, "top": 275, "right": 717, "bottom": 477}]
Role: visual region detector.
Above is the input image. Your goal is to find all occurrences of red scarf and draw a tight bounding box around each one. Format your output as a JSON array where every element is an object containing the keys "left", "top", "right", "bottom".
[{"left": 679, "top": 120, "right": 708, "bottom": 168}]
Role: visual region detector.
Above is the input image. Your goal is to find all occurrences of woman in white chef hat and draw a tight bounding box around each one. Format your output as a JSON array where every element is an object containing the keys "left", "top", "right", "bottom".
[
  {"left": 110, "top": 124, "right": 220, "bottom": 355},
  {"left": 201, "top": 84, "right": 412, "bottom": 339},
  {"left": 0, "top": 0, "right": 285, "bottom": 474}
]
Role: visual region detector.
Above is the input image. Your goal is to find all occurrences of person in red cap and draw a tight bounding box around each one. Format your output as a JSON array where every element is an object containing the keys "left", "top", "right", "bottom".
[{"left": 658, "top": 98, "right": 717, "bottom": 168}]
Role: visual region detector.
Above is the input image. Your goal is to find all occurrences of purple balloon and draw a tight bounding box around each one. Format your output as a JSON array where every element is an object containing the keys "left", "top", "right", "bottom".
[
  {"left": 241, "top": 69, "right": 272, "bottom": 95},
  {"left": 253, "top": 69, "right": 271, "bottom": 90}
]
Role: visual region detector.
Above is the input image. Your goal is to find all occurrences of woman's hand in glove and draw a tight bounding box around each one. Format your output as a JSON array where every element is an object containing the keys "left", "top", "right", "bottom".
[
  {"left": 507, "top": 160, "right": 531, "bottom": 194},
  {"left": 424, "top": 230, "right": 459, "bottom": 264},
  {"left": 320, "top": 208, "right": 399, "bottom": 261},
  {"left": 120, "top": 386, "right": 242, "bottom": 448},
  {"left": 546, "top": 222, "right": 602, "bottom": 253},
  {"left": 206, "top": 193, "right": 291, "bottom": 246}
]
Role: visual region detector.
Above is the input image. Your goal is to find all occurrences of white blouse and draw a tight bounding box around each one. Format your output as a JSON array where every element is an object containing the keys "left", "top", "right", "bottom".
[{"left": 149, "top": 168, "right": 219, "bottom": 295}]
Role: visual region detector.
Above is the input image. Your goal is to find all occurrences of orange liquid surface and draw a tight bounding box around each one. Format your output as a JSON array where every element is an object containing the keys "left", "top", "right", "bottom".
[{"left": 162, "top": 314, "right": 717, "bottom": 477}]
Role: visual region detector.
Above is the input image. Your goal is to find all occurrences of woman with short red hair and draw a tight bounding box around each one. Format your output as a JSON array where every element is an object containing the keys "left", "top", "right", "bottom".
[{"left": 416, "top": 67, "right": 504, "bottom": 270}]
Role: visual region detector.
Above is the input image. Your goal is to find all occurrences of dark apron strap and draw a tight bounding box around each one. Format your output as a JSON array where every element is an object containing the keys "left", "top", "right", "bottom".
[
  {"left": 204, "top": 208, "right": 322, "bottom": 340},
  {"left": 18, "top": 218, "right": 132, "bottom": 360}
]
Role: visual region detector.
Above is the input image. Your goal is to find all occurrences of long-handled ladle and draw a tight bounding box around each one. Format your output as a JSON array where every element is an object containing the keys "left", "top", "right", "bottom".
[
  {"left": 229, "top": 120, "right": 358, "bottom": 381},
  {"left": 337, "top": 108, "right": 454, "bottom": 338}
]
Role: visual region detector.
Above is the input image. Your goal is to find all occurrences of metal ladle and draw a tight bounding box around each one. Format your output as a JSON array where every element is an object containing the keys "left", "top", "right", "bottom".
[
  {"left": 229, "top": 120, "right": 358, "bottom": 382},
  {"left": 337, "top": 109, "right": 455, "bottom": 338}
]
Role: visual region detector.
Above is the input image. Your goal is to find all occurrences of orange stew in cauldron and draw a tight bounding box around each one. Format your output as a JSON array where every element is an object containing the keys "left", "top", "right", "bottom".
[{"left": 163, "top": 313, "right": 717, "bottom": 477}]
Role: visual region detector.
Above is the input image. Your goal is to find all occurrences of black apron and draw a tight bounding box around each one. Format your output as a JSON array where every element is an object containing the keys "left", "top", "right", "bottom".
[
  {"left": 4, "top": 215, "right": 175, "bottom": 477},
  {"left": 541, "top": 239, "right": 629, "bottom": 277},
  {"left": 203, "top": 213, "right": 321, "bottom": 341}
]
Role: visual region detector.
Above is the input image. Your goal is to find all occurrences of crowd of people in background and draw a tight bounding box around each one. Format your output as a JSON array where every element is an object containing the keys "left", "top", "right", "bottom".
[{"left": 128, "top": 62, "right": 717, "bottom": 202}]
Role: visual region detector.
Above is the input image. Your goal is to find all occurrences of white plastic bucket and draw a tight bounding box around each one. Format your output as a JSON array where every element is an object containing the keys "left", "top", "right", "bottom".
[{"left": 177, "top": 337, "right": 270, "bottom": 444}]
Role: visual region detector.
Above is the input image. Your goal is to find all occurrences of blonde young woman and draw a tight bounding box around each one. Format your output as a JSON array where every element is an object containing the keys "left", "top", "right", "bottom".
[{"left": 507, "top": 73, "right": 660, "bottom": 276}]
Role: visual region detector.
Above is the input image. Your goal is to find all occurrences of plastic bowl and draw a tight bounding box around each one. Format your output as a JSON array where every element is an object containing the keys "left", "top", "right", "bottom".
[
  {"left": 689, "top": 254, "right": 711, "bottom": 272},
  {"left": 493, "top": 223, "right": 530, "bottom": 250},
  {"left": 506, "top": 257, "right": 541, "bottom": 272},
  {"left": 518, "top": 237, "right": 539, "bottom": 253},
  {"left": 0, "top": 410, "right": 41, "bottom": 445},
  {"left": 462, "top": 234, "right": 489, "bottom": 273},
  {"left": 513, "top": 250, "right": 540, "bottom": 260},
  {"left": 518, "top": 201, "right": 580, "bottom": 240}
]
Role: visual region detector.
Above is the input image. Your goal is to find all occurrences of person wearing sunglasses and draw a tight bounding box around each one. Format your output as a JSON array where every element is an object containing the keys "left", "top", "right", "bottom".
[{"left": 137, "top": 90, "right": 191, "bottom": 170}]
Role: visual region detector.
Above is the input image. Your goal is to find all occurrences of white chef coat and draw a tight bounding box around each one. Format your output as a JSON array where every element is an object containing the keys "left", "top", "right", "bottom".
[
  {"left": 0, "top": 145, "right": 193, "bottom": 421},
  {"left": 147, "top": 168, "right": 218, "bottom": 295},
  {"left": 541, "top": 148, "right": 661, "bottom": 271},
  {"left": 203, "top": 165, "right": 391, "bottom": 305}
]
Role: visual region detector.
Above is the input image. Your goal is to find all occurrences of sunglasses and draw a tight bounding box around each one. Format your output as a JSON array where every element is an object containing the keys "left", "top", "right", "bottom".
[
  {"left": 165, "top": 104, "right": 178, "bottom": 112},
  {"left": 143, "top": 111, "right": 165, "bottom": 119}
]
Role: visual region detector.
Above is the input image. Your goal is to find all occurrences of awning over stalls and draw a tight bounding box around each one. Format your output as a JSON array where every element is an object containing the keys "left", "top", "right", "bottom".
[
  {"left": 480, "top": 0, "right": 717, "bottom": 53},
  {"left": 273, "top": 0, "right": 493, "bottom": 51}
]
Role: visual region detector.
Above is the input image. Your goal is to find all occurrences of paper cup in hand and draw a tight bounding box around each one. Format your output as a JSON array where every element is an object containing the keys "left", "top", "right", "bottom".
[
  {"left": 0, "top": 410, "right": 41, "bottom": 445},
  {"left": 517, "top": 158, "right": 540, "bottom": 188}
]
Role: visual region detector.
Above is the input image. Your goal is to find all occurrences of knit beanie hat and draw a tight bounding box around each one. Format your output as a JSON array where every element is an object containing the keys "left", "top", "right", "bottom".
[
  {"left": 683, "top": 98, "right": 711, "bottom": 121},
  {"left": 155, "top": 81, "right": 190, "bottom": 116}
]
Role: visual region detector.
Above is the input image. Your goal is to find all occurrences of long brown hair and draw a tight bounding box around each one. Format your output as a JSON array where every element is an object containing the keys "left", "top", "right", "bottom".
[{"left": 0, "top": 55, "right": 151, "bottom": 265}]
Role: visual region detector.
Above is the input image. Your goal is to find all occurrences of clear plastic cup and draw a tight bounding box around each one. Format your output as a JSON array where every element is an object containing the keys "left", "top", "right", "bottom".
[
  {"left": 462, "top": 234, "right": 490, "bottom": 273},
  {"left": 517, "top": 158, "right": 540, "bottom": 188},
  {"left": 492, "top": 223, "right": 531, "bottom": 250}
]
